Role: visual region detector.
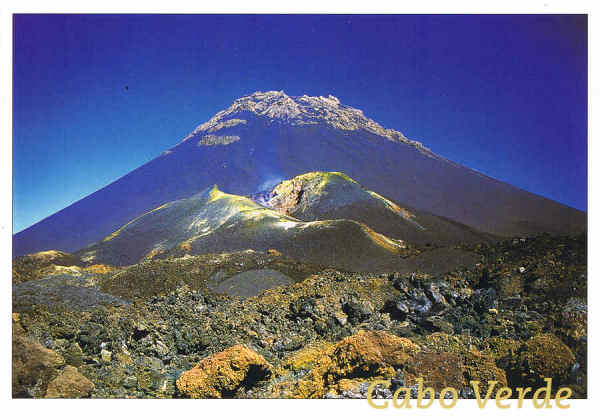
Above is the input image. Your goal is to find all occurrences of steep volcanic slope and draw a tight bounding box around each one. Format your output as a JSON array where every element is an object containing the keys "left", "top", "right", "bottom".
[
  {"left": 76, "top": 185, "right": 416, "bottom": 271},
  {"left": 14, "top": 91, "right": 586, "bottom": 256},
  {"left": 260, "top": 171, "right": 494, "bottom": 247}
]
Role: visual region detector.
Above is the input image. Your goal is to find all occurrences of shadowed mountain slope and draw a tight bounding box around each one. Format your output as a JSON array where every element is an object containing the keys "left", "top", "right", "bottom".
[{"left": 14, "top": 91, "right": 586, "bottom": 256}]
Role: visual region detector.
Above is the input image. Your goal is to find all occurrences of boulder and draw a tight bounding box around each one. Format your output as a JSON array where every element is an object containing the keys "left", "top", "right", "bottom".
[
  {"left": 45, "top": 366, "right": 94, "bottom": 398},
  {"left": 12, "top": 322, "right": 65, "bottom": 397},
  {"left": 294, "top": 330, "right": 420, "bottom": 398},
  {"left": 520, "top": 334, "right": 575, "bottom": 385},
  {"left": 176, "top": 345, "right": 271, "bottom": 398}
]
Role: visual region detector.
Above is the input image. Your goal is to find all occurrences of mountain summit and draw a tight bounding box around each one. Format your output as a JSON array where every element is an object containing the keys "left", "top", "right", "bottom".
[
  {"left": 180, "top": 90, "right": 429, "bottom": 151},
  {"left": 13, "top": 91, "right": 585, "bottom": 256}
]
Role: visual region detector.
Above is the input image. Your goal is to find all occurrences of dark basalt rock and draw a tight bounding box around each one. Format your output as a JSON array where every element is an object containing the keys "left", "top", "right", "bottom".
[
  {"left": 342, "top": 299, "right": 373, "bottom": 325},
  {"left": 471, "top": 288, "right": 498, "bottom": 313},
  {"left": 289, "top": 297, "right": 317, "bottom": 319}
]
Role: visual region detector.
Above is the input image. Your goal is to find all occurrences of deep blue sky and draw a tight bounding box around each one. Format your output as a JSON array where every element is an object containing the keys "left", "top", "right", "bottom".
[{"left": 13, "top": 14, "right": 587, "bottom": 233}]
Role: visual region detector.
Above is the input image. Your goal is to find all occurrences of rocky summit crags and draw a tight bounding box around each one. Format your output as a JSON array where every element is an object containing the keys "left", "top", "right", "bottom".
[{"left": 182, "top": 91, "right": 429, "bottom": 151}]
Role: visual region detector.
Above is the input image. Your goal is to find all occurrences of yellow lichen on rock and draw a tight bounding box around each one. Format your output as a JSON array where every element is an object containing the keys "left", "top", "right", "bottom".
[
  {"left": 420, "top": 332, "right": 469, "bottom": 353},
  {"left": 293, "top": 331, "right": 420, "bottom": 398},
  {"left": 482, "top": 337, "right": 521, "bottom": 361},
  {"left": 405, "top": 351, "right": 467, "bottom": 391},
  {"left": 521, "top": 334, "right": 575, "bottom": 384},
  {"left": 408, "top": 333, "right": 509, "bottom": 396},
  {"left": 463, "top": 349, "right": 508, "bottom": 395},
  {"left": 329, "top": 330, "right": 419, "bottom": 377},
  {"left": 279, "top": 342, "right": 334, "bottom": 373},
  {"left": 176, "top": 345, "right": 272, "bottom": 398}
]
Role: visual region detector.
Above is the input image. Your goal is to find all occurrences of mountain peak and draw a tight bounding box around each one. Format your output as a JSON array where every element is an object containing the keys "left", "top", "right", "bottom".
[{"left": 181, "top": 92, "right": 430, "bottom": 151}]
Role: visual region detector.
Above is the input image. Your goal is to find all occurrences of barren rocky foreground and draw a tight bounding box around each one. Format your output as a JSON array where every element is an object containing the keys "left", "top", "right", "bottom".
[{"left": 12, "top": 234, "right": 586, "bottom": 398}]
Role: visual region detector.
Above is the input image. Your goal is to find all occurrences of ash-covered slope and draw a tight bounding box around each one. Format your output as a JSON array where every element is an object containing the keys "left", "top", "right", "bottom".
[
  {"left": 260, "top": 171, "right": 494, "bottom": 246},
  {"left": 14, "top": 91, "right": 586, "bottom": 256},
  {"left": 77, "top": 185, "right": 415, "bottom": 271}
]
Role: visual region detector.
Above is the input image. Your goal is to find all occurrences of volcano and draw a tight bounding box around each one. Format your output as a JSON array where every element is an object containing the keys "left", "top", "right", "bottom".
[
  {"left": 75, "top": 183, "right": 416, "bottom": 271},
  {"left": 13, "top": 90, "right": 585, "bottom": 257},
  {"left": 71, "top": 172, "right": 492, "bottom": 272}
]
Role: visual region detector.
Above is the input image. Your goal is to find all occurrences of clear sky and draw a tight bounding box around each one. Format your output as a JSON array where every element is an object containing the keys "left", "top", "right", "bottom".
[{"left": 13, "top": 14, "right": 587, "bottom": 233}]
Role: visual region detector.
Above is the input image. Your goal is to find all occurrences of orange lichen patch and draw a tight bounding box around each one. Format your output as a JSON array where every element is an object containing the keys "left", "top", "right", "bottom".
[
  {"left": 45, "top": 366, "right": 94, "bottom": 398},
  {"left": 293, "top": 331, "right": 420, "bottom": 398},
  {"left": 102, "top": 203, "right": 169, "bottom": 242},
  {"left": 410, "top": 332, "right": 508, "bottom": 396},
  {"left": 403, "top": 333, "right": 511, "bottom": 395},
  {"left": 405, "top": 352, "right": 467, "bottom": 391},
  {"left": 521, "top": 334, "right": 575, "bottom": 384},
  {"left": 176, "top": 345, "right": 272, "bottom": 398},
  {"left": 83, "top": 264, "right": 115, "bottom": 275}
]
